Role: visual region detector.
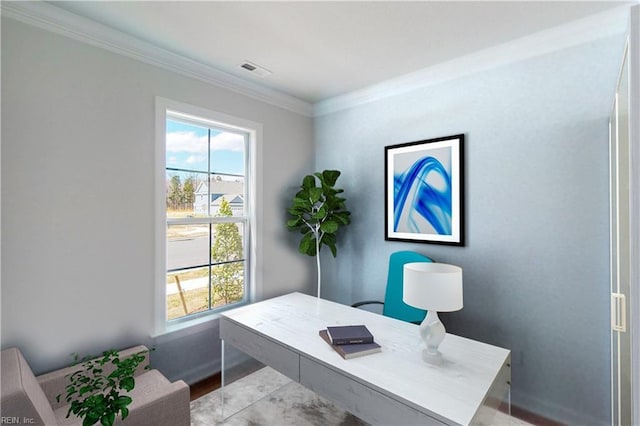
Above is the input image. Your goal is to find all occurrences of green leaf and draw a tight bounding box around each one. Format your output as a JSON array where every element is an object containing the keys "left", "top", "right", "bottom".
[
  {"left": 312, "top": 206, "right": 327, "bottom": 220},
  {"left": 287, "top": 218, "right": 302, "bottom": 228},
  {"left": 293, "top": 196, "right": 311, "bottom": 209},
  {"left": 287, "top": 207, "right": 304, "bottom": 216},
  {"left": 298, "top": 233, "right": 314, "bottom": 256},
  {"left": 120, "top": 407, "right": 129, "bottom": 421},
  {"left": 116, "top": 396, "right": 132, "bottom": 407},
  {"left": 321, "top": 170, "right": 341, "bottom": 187},
  {"left": 100, "top": 412, "right": 115, "bottom": 426},
  {"left": 308, "top": 187, "right": 323, "bottom": 203},
  {"left": 320, "top": 220, "right": 338, "bottom": 234},
  {"left": 327, "top": 241, "right": 337, "bottom": 257},
  {"left": 302, "top": 175, "right": 316, "bottom": 189},
  {"left": 319, "top": 232, "right": 338, "bottom": 257},
  {"left": 333, "top": 211, "right": 351, "bottom": 225},
  {"left": 120, "top": 377, "right": 135, "bottom": 392},
  {"left": 321, "top": 232, "right": 336, "bottom": 245},
  {"left": 83, "top": 414, "right": 100, "bottom": 426}
]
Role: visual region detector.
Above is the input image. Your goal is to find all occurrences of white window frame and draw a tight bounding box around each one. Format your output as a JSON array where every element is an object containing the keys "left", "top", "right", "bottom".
[{"left": 154, "top": 97, "right": 263, "bottom": 335}]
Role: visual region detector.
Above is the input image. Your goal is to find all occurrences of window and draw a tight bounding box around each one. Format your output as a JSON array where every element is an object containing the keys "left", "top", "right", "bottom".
[{"left": 155, "top": 98, "right": 260, "bottom": 330}]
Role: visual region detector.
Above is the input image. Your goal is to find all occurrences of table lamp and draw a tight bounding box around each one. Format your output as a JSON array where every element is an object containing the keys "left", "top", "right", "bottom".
[{"left": 403, "top": 262, "right": 463, "bottom": 363}]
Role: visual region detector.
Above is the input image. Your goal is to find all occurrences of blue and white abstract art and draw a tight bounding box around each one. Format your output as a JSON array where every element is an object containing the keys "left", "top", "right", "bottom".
[{"left": 385, "top": 134, "right": 464, "bottom": 245}]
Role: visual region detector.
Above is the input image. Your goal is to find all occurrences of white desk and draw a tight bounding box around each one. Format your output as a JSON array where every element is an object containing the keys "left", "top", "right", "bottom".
[{"left": 220, "top": 292, "right": 510, "bottom": 425}]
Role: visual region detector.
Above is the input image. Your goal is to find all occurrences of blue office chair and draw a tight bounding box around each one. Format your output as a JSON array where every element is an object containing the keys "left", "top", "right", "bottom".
[{"left": 352, "top": 251, "right": 434, "bottom": 324}]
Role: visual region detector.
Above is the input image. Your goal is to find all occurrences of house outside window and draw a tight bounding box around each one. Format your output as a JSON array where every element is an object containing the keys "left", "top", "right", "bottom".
[
  {"left": 193, "top": 177, "right": 244, "bottom": 216},
  {"left": 155, "top": 98, "right": 261, "bottom": 331}
]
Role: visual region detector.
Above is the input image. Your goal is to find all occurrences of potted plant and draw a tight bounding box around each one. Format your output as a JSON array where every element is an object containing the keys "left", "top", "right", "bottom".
[
  {"left": 287, "top": 170, "right": 351, "bottom": 298},
  {"left": 57, "top": 349, "right": 148, "bottom": 426}
]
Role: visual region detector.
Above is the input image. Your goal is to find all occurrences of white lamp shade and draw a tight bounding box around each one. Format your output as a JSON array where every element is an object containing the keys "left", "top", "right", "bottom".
[{"left": 403, "top": 263, "right": 463, "bottom": 312}]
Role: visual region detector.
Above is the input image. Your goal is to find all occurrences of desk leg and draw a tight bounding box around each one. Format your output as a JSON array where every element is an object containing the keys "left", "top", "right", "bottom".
[
  {"left": 221, "top": 339, "right": 225, "bottom": 419},
  {"left": 508, "top": 381, "right": 512, "bottom": 418},
  {"left": 506, "top": 362, "right": 511, "bottom": 419}
]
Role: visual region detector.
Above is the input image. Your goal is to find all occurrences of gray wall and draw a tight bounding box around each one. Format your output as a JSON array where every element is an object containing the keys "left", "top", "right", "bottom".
[
  {"left": 1, "top": 18, "right": 314, "bottom": 381},
  {"left": 315, "top": 36, "right": 625, "bottom": 425}
]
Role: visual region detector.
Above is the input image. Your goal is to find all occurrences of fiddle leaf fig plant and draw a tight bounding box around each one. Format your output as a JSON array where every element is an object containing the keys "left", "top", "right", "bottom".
[
  {"left": 287, "top": 170, "right": 351, "bottom": 297},
  {"left": 57, "top": 349, "right": 148, "bottom": 426}
]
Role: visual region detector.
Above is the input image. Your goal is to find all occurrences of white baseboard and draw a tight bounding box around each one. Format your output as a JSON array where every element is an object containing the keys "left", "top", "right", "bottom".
[{"left": 514, "top": 390, "right": 607, "bottom": 425}]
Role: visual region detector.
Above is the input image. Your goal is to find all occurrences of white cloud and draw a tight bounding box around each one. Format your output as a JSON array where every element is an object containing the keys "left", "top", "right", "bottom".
[
  {"left": 185, "top": 155, "right": 206, "bottom": 165},
  {"left": 166, "top": 131, "right": 207, "bottom": 154},
  {"left": 210, "top": 132, "right": 244, "bottom": 152},
  {"left": 166, "top": 131, "right": 244, "bottom": 154}
]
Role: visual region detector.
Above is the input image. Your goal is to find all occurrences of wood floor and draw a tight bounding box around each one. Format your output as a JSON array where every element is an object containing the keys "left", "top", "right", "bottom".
[
  {"left": 190, "top": 372, "right": 222, "bottom": 402},
  {"left": 190, "top": 358, "right": 264, "bottom": 401}
]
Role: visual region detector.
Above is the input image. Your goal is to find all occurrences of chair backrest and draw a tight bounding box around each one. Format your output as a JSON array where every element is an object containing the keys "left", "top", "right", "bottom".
[
  {"left": 1, "top": 347, "right": 57, "bottom": 426},
  {"left": 382, "top": 251, "right": 433, "bottom": 323}
]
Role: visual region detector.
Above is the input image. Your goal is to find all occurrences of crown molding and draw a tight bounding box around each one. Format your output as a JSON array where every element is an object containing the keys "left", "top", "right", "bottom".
[
  {"left": 314, "top": 5, "right": 631, "bottom": 117},
  {"left": 1, "top": 1, "right": 631, "bottom": 119},
  {"left": 1, "top": 1, "right": 314, "bottom": 117}
]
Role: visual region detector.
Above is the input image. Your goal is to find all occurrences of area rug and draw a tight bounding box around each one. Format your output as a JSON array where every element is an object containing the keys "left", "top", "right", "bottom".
[
  {"left": 190, "top": 366, "right": 525, "bottom": 426},
  {"left": 190, "top": 366, "right": 368, "bottom": 426}
]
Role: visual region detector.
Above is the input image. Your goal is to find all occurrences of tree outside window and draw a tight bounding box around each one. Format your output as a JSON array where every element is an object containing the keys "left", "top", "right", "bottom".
[{"left": 211, "top": 198, "right": 244, "bottom": 304}]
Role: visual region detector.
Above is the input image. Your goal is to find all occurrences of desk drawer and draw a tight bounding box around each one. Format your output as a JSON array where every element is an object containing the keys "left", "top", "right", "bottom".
[
  {"left": 299, "top": 356, "right": 445, "bottom": 426},
  {"left": 220, "top": 317, "right": 299, "bottom": 381}
]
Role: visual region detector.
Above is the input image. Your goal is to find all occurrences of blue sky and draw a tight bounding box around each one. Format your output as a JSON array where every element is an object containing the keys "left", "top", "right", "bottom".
[{"left": 166, "top": 119, "right": 245, "bottom": 175}]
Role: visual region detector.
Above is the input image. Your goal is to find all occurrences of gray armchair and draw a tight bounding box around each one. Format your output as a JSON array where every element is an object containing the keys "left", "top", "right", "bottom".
[{"left": 1, "top": 345, "right": 190, "bottom": 426}]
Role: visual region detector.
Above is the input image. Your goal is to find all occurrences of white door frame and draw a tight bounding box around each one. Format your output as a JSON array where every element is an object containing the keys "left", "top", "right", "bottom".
[{"left": 629, "top": 6, "right": 639, "bottom": 426}]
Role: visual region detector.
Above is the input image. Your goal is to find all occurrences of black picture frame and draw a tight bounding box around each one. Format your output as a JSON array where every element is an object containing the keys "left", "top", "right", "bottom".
[{"left": 384, "top": 134, "right": 465, "bottom": 246}]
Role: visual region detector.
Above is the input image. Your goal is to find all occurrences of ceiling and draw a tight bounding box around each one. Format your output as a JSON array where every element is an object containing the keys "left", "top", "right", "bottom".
[{"left": 50, "top": 1, "right": 630, "bottom": 103}]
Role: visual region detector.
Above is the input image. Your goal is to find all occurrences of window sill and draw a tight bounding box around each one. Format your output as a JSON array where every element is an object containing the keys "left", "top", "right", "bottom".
[
  {"left": 151, "top": 301, "right": 249, "bottom": 343},
  {"left": 151, "top": 313, "right": 219, "bottom": 343}
]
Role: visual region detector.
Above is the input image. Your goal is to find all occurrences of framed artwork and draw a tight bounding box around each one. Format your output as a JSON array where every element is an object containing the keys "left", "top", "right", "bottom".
[{"left": 385, "top": 134, "right": 464, "bottom": 246}]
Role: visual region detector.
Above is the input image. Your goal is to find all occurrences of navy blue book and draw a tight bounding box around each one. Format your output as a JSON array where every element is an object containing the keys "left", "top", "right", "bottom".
[
  {"left": 319, "top": 330, "right": 381, "bottom": 359},
  {"left": 326, "top": 325, "right": 374, "bottom": 345}
]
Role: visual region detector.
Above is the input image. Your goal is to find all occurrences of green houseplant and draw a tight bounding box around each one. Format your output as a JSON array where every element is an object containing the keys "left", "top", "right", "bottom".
[
  {"left": 57, "top": 349, "right": 148, "bottom": 426},
  {"left": 287, "top": 170, "right": 351, "bottom": 297}
]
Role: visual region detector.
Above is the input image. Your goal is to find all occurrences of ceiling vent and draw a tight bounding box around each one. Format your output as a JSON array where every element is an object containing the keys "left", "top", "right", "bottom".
[{"left": 239, "top": 61, "right": 272, "bottom": 78}]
